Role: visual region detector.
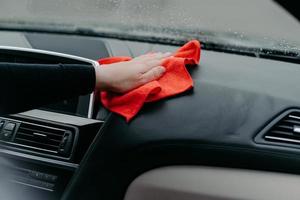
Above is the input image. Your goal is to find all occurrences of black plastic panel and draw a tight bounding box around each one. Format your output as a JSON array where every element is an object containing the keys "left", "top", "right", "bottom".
[
  {"left": 0, "top": 111, "right": 103, "bottom": 200},
  {"left": 63, "top": 39, "right": 300, "bottom": 200},
  {"left": 0, "top": 155, "right": 73, "bottom": 200}
]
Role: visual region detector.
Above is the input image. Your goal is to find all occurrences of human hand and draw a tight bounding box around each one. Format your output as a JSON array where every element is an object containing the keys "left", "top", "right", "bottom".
[{"left": 95, "top": 52, "right": 171, "bottom": 93}]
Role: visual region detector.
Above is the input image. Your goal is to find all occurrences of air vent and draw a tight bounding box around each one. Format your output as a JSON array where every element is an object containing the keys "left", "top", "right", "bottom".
[
  {"left": 14, "top": 122, "right": 74, "bottom": 157},
  {"left": 255, "top": 110, "right": 300, "bottom": 147}
]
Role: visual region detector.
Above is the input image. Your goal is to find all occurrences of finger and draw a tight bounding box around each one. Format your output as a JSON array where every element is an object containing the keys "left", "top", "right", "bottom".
[
  {"left": 143, "top": 52, "right": 172, "bottom": 68},
  {"left": 142, "top": 59, "right": 162, "bottom": 72},
  {"left": 156, "top": 52, "right": 172, "bottom": 59},
  {"left": 146, "top": 51, "right": 155, "bottom": 55},
  {"left": 139, "top": 66, "right": 166, "bottom": 84},
  {"left": 134, "top": 52, "right": 162, "bottom": 61},
  {"left": 144, "top": 52, "right": 171, "bottom": 60},
  {"left": 135, "top": 51, "right": 171, "bottom": 61}
]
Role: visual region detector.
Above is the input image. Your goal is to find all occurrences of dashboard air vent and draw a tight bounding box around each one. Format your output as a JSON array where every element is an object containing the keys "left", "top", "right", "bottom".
[
  {"left": 14, "top": 122, "right": 74, "bottom": 157},
  {"left": 256, "top": 110, "right": 300, "bottom": 147}
]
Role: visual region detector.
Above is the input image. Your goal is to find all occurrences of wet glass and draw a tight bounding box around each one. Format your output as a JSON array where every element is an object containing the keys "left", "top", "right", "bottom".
[{"left": 1, "top": 0, "right": 300, "bottom": 53}]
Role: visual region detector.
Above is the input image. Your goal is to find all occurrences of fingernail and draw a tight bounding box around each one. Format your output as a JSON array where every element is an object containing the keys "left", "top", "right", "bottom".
[
  {"left": 164, "top": 52, "right": 172, "bottom": 57},
  {"left": 159, "top": 66, "right": 166, "bottom": 73}
]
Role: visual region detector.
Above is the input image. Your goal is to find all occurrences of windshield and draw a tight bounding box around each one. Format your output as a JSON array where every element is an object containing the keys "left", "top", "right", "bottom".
[{"left": 1, "top": 0, "right": 300, "bottom": 55}]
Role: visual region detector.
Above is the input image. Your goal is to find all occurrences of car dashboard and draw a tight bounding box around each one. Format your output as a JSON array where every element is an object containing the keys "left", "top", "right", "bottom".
[{"left": 1, "top": 30, "right": 300, "bottom": 200}]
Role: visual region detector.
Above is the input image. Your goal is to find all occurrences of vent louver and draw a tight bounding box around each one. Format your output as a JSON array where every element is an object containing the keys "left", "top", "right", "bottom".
[
  {"left": 14, "top": 122, "right": 74, "bottom": 157},
  {"left": 262, "top": 111, "right": 300, "bottom": 145}
]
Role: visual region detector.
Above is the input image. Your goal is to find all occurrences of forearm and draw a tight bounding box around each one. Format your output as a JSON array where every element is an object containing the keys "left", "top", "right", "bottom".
[
  {"left": 0, "top": 51, "right": 169, "bottom": 115},
  {"left": 0, "top": 63, "right": 95, "bottom": 115}
]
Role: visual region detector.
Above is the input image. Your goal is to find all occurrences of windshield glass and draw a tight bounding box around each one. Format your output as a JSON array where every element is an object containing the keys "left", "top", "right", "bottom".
[{"left": 1, "top": 0, "right": 300, "bottom": 54}]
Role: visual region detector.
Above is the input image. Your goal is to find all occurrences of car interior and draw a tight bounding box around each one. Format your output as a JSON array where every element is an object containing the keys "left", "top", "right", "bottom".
[{"left": 1, "top": 1, "right": 300, "bottom": 200}]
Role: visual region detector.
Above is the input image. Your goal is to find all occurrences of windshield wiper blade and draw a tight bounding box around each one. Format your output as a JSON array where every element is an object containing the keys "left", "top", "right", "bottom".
[
  {"left": 259, "top": 50, "right": 300, "bottom": 64},
  {"left": 203, "top": 41, "right": 300, "bottom": 64}
]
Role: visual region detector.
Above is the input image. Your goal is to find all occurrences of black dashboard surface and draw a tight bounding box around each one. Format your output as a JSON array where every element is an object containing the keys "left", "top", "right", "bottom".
[
  {"left": 2, "top": 31, "right": 300, "bottom": 199},
  {"left": 65, "top": 35, "right": 300, "bottom": 199}
]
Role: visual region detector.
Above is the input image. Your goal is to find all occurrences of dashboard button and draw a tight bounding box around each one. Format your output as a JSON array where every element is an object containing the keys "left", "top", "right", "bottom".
[
  {"left": 0, "top": 122, "right": 16, "bottom": 141},
  {"left": 29, "top": 170, "right": 58, "bottom": 182},
  {"left": 4, "top": 122, "right": 16, "bottom": 131},
  {"left": 1, "top": 130, "right": 13, "bottom": 140}
]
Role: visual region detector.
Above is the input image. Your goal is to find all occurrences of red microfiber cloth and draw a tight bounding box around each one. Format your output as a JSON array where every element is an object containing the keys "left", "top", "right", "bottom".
[{"left": 98, "top": 40, "right": 201, "bottom": 122}]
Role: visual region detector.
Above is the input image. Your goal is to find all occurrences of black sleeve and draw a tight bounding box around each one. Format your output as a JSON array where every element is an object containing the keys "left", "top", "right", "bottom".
[{"left": 0, "top": 63, "right": 96, "bottom": 115}]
